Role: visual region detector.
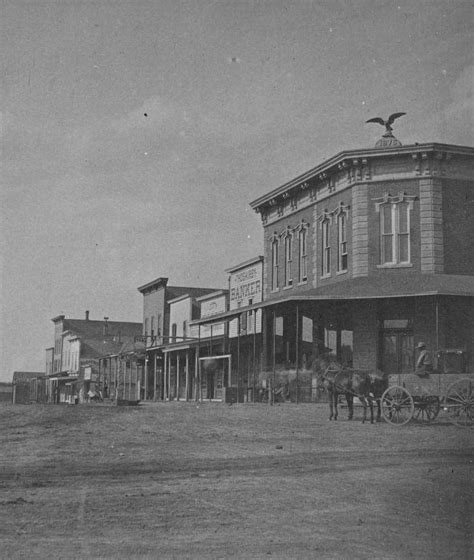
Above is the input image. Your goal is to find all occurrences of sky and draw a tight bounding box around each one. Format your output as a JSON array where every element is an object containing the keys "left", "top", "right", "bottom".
[{"left": 1, "top": 0, "right": 472, "bottom": 382}]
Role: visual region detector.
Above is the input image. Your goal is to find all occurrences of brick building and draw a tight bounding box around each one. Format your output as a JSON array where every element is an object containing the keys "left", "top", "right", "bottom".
[{"left": 243, "top": 141, "right": 474, "bottom": 400}]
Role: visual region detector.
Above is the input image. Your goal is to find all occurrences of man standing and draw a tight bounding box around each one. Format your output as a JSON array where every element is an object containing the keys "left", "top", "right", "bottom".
[{"left": 415, "top": 342, "right": 433, "bottom": 376}]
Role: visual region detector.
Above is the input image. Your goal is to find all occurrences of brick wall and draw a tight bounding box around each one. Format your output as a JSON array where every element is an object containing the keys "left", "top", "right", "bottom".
[{"left": 442, "top": 179, "right": 474, "bottom": 275}]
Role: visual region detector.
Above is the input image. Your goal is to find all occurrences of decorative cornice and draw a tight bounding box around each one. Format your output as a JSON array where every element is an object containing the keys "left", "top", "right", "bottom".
[{"left": 250, "top": 143, "right": 474, "bottom": 213}]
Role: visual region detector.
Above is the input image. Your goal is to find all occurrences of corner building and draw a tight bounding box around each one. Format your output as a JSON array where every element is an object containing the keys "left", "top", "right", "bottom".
[{"left": 250, "top": 142, "right": 474, "bottom": 399}]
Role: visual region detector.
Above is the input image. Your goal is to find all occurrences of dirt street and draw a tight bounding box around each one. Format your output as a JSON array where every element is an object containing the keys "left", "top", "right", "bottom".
[{"left": 0, "top": 402, "right": 472, "bottom": 559}]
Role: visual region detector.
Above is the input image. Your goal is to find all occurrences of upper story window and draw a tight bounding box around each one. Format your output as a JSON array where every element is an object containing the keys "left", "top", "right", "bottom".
[
  {"left": 380, "top": 201, "right": 410, "bottom": 265},
  {"left": 171, "top": 323, "right": 177, "bottom": 343},
  {"left": 150, "top": 316, "right": 155, "bottom": 340},
  {"left": 298, "top": 227, "right": 308, "bottom": 283},
  {"left": 337, "top": 212, "right": 348, "bottom": 272},
  {"left": 157, "top": 314, "right": 162, "bottom": 337},
  {"left": 144, "top": 318, "right": 149, "bottom": 337},
  {"left": 321, "top": 218, "right": 331, "bottom": 277},
  {"left": 271, "top": 238, "right": 279, "bottom": 291},
  {"left": 284, "top": 233, "right": 293, "bottom": 287},
  {"left": 182, "top": 320, "right": 187, "bottom": 339},
  {"left": 374, "top": 192, "right": 416, "bottom": 267}
]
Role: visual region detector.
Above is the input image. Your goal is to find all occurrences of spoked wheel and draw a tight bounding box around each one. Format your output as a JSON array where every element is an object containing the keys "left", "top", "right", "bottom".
[
  {"left": 444, "top": 379, "right": 474, "bottom": 428},
  {"left": 413, "top": 396, "right": 440, "bottom": 423},
  {"left": 381, "top": 386, "right": 415, "bottom": 426}
]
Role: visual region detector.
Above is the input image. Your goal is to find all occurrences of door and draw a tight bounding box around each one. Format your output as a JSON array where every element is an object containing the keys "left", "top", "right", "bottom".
[{"left": 381, "top": 331, "right": 414, "bottom": 376}]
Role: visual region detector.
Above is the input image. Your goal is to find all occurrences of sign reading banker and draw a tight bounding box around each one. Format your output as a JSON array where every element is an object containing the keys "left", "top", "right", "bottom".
[
  {"left": 230, "top": 263, "right": 262, "bottom": 309},
  {"left": 227, "top": 257, "right": 263, "bottom": 338},
  {"left": 228, "top": 259, "right": 263, "bottom": 308}
]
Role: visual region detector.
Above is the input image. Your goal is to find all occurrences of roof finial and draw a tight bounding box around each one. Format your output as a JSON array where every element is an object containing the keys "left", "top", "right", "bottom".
[{"left": 366, "top": 112, "right": 406, "bottom": 148}]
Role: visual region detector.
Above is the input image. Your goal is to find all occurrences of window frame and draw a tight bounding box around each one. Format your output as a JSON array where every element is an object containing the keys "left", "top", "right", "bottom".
[
  {"left": 284, "top": 232, "right": 293, "bottom": 287},
  {"left": 298, "top": 227, "right": 308, "bottom": 283},
  {"left": 380, "top": 201, "right": 411, "bottom": 265},
  {"left": 271, "top": 238, "right": 279, "bottom": 291},
  {"left": 337, "top": 212, "right": 348, "bottom": 273},
  {"left": 321, "top": 218, "right": 331, "bottom": 277}
]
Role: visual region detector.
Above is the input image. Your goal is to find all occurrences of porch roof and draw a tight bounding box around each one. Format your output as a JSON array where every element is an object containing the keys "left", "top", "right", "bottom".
[
  {"left": 160, "top": 335, "right": 225, "bottom": 353},
  {"left": 190, "top": 274, "right": 474, "bottom": 325}
]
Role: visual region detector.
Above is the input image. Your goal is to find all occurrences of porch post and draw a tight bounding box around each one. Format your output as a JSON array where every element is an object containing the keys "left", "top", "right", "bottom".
[
  {"left": 185, "top": 350, "right": 190, "bottom": 402},
  {"left": 144, "top": 355, "right": 148, "bottom": 401},
  {"left": 194, "top": 345, "right": 199, "bottom": 402},
  {"left": 237, "top": 315, "right": 241, "bottom": 401},
  {"left": 296, "top": 304, "right": 299, "bottom": 404},
  {"left": 153, "top": 353, "right": 157, "bottom": 401},
  {"left": 253, "top": 309, "right": 257, "bottom": 403},
  {"left": 272, "top": 310, "right": 276, "bottom": 406},
  {"left": 165, "top": 352, "right": 170, "bottom": 401},
  {"left": 176, "top": 353, "right": 180, "bottom": 401},
  {"left": 98, "top": 359, "right": 101, "bottom": 394},
  {"left": 198, "top": 325, "right": 202, "bottom": 403}
]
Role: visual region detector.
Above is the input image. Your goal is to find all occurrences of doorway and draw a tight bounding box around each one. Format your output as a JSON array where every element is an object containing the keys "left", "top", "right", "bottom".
[{"left": 381, "top": 330, "right": 414, "bottom": 375}]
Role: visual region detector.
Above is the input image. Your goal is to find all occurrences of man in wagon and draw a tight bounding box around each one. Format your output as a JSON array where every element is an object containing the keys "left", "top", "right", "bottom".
[{"left": 415, "top": 342, "right": 433, "bottom": 376}]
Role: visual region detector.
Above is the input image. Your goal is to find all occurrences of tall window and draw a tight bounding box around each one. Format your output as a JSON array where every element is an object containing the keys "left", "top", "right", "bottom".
[
  {"left": 144, "top": 318, "right": 149, "bottom": 337},
  {"left": 150, "top": 316, "right": 155, "bottom": 341},
  {"left": 171, "top": 323, "right": 177, "bottom": 343},
  {"left": 271, "top": 239, "right": 279, "bottom": 290},
  {"left": 381, "top": 202, "right": 410, "bottom": 264},
  {"left": 337, "top": 213, "right": 348, "bottom": 272},
  {"left": 284, "top": 234, "right": 293, "bottom": 287},
  {"left": 182, "top": 320, "right": 187, "bottom": 339},
  {"left": 298, "top": 228, "right": 307, "bottom": 283},
  {"left": 321, "top": 219, "right": 331, "bottom": 276}
]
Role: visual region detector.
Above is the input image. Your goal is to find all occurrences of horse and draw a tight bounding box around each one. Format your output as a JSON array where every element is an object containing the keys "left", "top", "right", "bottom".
[{"left": 318, "top": 364, "right": 387, "bottom": 424}]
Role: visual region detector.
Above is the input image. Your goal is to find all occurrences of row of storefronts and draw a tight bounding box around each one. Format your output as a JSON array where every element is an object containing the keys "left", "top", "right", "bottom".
[
  {"left": 29, "top": 139, "right": 473, "bottom": 406},
  {"left": 129, "top": 141, "right": 474, "bottom": 403}
]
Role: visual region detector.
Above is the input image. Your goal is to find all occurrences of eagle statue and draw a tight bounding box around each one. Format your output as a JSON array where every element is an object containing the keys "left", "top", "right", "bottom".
[{"left": 366, "top": 112, "right": 406, "bottom": 133}]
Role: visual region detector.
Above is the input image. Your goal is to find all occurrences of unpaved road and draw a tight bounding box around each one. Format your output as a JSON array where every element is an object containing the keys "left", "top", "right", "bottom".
[{"left": 0, "top": 402, "right": 472, "bottom": 559}]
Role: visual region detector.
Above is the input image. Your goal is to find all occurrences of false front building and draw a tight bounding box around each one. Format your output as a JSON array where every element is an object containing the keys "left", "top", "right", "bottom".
[{"left": 248, "top": 141, "right": 474, "bottom": 399}]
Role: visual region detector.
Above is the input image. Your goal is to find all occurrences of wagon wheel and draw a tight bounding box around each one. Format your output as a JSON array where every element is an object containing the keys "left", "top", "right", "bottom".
[
  {"left": 381, "top": 386, "right": 414, "bottom": 426},
  {"left": 413, "top": 396, "right": 440, "bottom": 423},
  {"left": 444, "top": 379, "right": 474, "bottom": 428}
]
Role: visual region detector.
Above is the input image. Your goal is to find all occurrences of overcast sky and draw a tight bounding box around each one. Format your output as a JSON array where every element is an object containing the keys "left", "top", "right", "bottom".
[{"left": 1, "top": 0, "right": 472, "bottom": 381}]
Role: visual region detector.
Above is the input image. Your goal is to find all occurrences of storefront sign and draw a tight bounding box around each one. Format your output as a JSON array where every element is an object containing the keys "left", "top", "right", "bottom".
[{"left": 229, "top": 262, "right": 263, "bottom": 308}]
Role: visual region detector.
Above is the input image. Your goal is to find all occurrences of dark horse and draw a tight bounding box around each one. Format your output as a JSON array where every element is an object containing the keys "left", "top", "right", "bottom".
[{"left": 318, "top": 363, "right": 387, "bottom": 424}]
